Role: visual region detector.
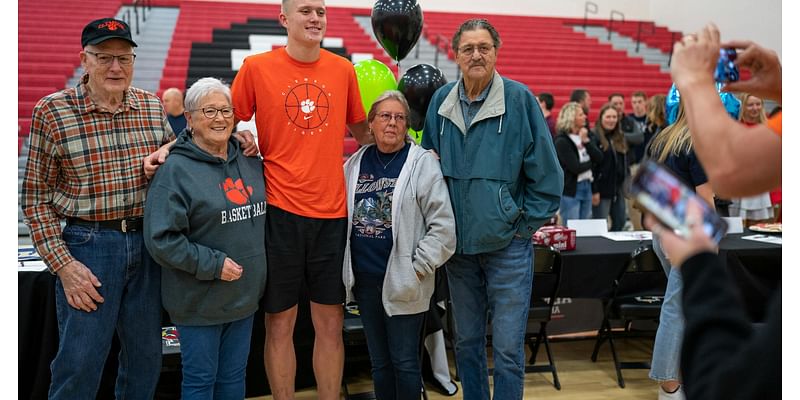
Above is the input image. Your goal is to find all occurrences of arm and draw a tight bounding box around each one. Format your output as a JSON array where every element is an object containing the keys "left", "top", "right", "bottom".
[
  {"left": 411, "top": 152, "right": 457, "bottom": 277},
  {"left": 671, "top": 24, "right": 781, "bottom": 197},
  {"left": 643, "top": 202, "right": 778, "bottom": 399},
  {"left": 143, "top": 182, "right": 228, "bottom": 280},
  {"left": 21, "top": 107, "right": 105, "bottom": 312},
  {"left": 681, "top": 253, "right": 780, "bottom": 400},
  {"left": 554, "top": 136, "right": 593, "bottom": 175},
  {"left": 622, "top": 117, "right": 644, "bottom": 145},
  {"left": 347, "top": 120, "right": 373, "bottom": 146},
  {"left": 520, "top": 98, "right": 564, "bottom": 236}
]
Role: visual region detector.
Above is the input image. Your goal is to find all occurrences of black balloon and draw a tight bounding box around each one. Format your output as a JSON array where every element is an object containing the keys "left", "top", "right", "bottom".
[
  {"left": 371, "top": 0, "right": 423, "bottom": 62},
  {"left": 398, "top": 64, "right": 447, "bottom": 131}
]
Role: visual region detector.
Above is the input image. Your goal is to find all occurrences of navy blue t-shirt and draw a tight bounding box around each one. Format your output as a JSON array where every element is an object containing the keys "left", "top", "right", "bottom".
[
  {"left": 167, "top": 114, "right": 187, "bottom": 135},
  {"left": 664, "top": 149, "right": 708, "bottom": 190},
  {"left": 350, "top": 143, "right": 411, "bottom": 278}
]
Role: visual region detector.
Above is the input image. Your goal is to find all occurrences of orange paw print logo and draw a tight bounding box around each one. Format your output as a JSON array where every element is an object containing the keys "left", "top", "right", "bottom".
[
  {"left": 98, "top": 20, "right": 125, "bottom": 31},
  {"left": 221, "top": 178, "right": 253, "bottom": 205}
]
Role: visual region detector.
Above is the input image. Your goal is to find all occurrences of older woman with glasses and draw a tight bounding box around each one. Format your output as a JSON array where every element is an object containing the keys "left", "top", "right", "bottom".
[
  {"left": 343, "top": 90, "right": 456, "bottom": 400},
  {"left": 144, "top": 77, "right": 267, "bottom": 399}
]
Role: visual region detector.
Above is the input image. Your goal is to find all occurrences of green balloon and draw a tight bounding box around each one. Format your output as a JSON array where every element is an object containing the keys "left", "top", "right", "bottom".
[
  {"left": 353, "top": 59, "right": 397, "bottom": 116},
  {"left": 408, "top": 128, "right": 423, "bottom": 144}
]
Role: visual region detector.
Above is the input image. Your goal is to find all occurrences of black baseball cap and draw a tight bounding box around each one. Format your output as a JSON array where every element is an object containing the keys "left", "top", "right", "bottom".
[{"left": 81, "top": 18, "right": 138, "bottom": 48}]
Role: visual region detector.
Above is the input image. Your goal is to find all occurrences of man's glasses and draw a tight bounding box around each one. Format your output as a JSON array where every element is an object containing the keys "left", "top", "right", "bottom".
[
  {"left": 191, "top": 107, "right": 235, "bottom": 119},
  {"left": 376, "top": 112, "right": 406, "bottom": 123},
  {"left": 458, "top": 45, "right": 495, "bottom": 56},
  {"left": 85, "top": 51, "right": 136, "bottom": 65}
]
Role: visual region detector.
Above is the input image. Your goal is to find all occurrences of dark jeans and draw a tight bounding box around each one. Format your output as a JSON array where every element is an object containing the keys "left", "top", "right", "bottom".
[
  {"left": 354, "top": 274, "right": 425, "bottom": 400},
  {"left": 49, "top": 224, "right": 162, "bottom": 400}
]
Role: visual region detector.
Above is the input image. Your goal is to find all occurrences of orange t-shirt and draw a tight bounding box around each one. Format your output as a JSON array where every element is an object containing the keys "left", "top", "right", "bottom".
[
  {"left": 231, "top": 48, "right": 366, "bottom": 218},
  {"left": 767, "top": 110, "right": 782, "bottom": 136}
]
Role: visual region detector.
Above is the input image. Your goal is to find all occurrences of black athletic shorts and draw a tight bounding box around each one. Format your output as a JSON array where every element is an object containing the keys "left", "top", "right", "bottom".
[{"left": 262, "top": 205, "right": 347, "bottom": 313}]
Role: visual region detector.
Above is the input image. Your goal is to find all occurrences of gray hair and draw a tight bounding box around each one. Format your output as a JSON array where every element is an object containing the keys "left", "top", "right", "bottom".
[
  {"left": 367, "top": 90, "right": 411, "bottom": 123},
  {"left": 184, "top": 78, "right": 231, "bottom": 111},
  {"left": 451, "top": 18, "right": 502, "bottom": 53}
]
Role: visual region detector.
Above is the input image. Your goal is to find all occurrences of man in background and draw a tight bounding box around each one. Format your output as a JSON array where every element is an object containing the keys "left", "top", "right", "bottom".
[
  {"left": 161, "top": 87, "right": 187, "bottom": 135},
  {"left": 538, "top": 92, "right": 557, "bottom": 139}
]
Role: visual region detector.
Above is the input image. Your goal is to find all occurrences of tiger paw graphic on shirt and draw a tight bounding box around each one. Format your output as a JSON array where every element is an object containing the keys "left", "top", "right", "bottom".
[{"left": 221, "top": 177, "right": 253, "bottom": 205}]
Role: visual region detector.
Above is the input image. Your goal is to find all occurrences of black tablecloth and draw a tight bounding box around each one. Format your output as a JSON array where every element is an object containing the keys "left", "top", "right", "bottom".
[
  {"left": 557, "top": 233, "right": 780, "bottom": 299},
  {"left": 18, "top": 270, "right": 317, "bottom": 400}
]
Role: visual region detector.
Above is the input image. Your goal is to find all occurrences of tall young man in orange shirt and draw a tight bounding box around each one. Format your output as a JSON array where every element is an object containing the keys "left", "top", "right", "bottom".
[{"left": 230, "top": 0, "right": 369, "bottom": 398}]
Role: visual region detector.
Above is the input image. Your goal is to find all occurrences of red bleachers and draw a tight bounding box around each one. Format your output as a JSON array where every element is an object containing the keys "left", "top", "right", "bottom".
[
  {"left": 421, "top": 11, "right": 673, "bottom": 121},
  {"left": 561, "top": 18, "right": 682, "bottom": 54},
  {"left": 19, "top": 0, "right": 125, "bottom": 145}
]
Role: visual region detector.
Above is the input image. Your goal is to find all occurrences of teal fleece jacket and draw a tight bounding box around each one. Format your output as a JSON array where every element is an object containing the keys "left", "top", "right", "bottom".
[
  {"left": 422, "top": 72, "right": 563, "bottom": 254},
  {"left": 144, "top": 130, "right": 267, "bottom": 326}
]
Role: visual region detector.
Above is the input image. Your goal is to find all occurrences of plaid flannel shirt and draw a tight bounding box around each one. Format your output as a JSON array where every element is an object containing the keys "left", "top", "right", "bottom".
[{"left": 21, "top": 75, "right": 173, "bottom": 273}]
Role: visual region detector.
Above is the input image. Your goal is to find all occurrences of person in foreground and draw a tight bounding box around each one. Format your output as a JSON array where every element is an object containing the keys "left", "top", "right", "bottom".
[
  {"left": 421, "top": 18, "right": 563, "bottom": 400},
  {"left": 644, "top": 202, "right": 780, "bottom": 400},
  {"left": 144, "top": 77, "right": 267, "bottom": 399},
  {"left": 649, "top": 22, "right": 782, "bottom": 400},
  {"left": 343, "top": 90, "right": 456, "bottom": 400},
  {"left": 21, "top": 18, "right": 170, "bottom": 399}
]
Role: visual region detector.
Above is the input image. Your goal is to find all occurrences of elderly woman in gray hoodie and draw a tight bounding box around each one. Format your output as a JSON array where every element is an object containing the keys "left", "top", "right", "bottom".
[{"left": 343, "top": 90, "right": 456, "bottom": 400}]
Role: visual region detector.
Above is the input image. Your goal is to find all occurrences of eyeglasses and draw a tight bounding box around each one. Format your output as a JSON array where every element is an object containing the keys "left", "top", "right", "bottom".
[
  {"left": 376, "top": 112, "right": 406, "bottom": 123},
  {"left": 85, "top": 51, "right": 136, "bottom": 65},
  {"left": 190, "top": 107, "right": 235, "bottom": 119},
  {"left": 458, "top": 44, "right": 495, "bottom": 56}
]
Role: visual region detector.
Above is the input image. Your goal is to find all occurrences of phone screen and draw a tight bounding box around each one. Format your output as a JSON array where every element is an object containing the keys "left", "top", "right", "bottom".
[{"left": 629, "top": 160, "right": 728, "bottom": 243}]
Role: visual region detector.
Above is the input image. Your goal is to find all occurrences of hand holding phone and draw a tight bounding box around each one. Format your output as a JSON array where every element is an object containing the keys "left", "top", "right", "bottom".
[
  {"left": 643, "top": 200, "right": 719, "bottom": 267},
  {"left": 629, "top": 161, "right": 727, "bottom": 243}
]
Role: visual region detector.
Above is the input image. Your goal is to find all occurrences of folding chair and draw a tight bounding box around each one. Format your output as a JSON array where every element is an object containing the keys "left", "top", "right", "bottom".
[
  {"left": 590, "top": 245, "right": 667, "bottom": 388},
  {"left": 524, "top": 245, "right": 564, "bottom": 390}
]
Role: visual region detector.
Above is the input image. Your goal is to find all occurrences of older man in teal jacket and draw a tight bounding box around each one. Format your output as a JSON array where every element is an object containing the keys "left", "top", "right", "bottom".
[{"left": 421, "top": 18, "right": 563, "bottom": 400}]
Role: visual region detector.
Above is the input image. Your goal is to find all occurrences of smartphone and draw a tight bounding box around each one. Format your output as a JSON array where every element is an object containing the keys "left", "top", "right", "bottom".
[
  {"left": 629, "top": 160, "right": 728, "bottom": 243},
  {"left": 714, "top": 48, "right": 740, "bottom": 83}
]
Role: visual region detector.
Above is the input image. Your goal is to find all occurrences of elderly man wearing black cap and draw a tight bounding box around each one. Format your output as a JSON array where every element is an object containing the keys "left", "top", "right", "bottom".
[{"left": 21, "top": 18, "right": 170, "bottom": 399}]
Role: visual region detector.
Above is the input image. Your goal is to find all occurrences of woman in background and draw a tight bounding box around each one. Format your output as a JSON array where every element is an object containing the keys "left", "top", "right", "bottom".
[
  {"left": 647, "top": 99, "right": 716, "bottom": 400},
  {"left": 591, "top": 103, "right": 628, "bottom": 231},
  {"left": 729, "top": 93, "right": 774, "bottom": 225},
  {"left": 554, "top": 101, "right": 603, "bottom": 226}
]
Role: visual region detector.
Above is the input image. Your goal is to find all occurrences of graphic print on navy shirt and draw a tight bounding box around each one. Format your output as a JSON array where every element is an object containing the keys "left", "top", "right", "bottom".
[{"left": 350, "top": 143, "right": 410, "bottom": 277}]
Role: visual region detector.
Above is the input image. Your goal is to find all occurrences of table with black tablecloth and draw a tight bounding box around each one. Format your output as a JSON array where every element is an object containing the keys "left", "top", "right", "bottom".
[
  {"left": 545, "top": 232, "right": 781, "bottom": 333},
  {"left": 18, "top": 263, "right": 318, "bottom": 400}
]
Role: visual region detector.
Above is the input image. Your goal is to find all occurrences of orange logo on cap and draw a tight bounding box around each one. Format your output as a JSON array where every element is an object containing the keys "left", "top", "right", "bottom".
[{"left": 98, "top": 20, "right": 125, "bottom": 31}]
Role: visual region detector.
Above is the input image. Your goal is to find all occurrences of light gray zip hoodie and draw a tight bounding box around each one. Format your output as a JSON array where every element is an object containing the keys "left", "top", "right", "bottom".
[{"left": 343, "top": 142, "right": 456, "bottom": 316}]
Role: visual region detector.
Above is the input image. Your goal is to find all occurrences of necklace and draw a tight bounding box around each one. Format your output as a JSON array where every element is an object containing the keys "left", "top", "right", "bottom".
[{"left": 375, "top": 147, "right": 401, "bottom": 170}]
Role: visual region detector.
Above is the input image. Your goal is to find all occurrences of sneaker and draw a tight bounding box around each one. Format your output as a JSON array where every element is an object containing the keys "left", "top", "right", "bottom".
[
  {"left": 658, "top": 385, "right": 686, "bottom": 400},
  {"left": 430, "top": 379, "right": 459, "bottom": 397}
]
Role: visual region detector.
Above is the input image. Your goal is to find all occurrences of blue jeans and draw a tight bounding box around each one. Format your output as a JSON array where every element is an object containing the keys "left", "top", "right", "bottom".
[
  {"left": 177, "top": 315, "right": 255, "bottom": 400},
  {"left": 354, "top": 274, "right": 425, "bottom": 400},
  {"left": 560, "top": 180, "right": 593, "bottom": 226},
  {"left": 593, "top": 186, "right": 627, "bottom": 231},
  {"left": 49, "top": 224, "right": 162, "bottom": 400},
  {"left": 446, "top": 238, "right": 533, "bottom": 400},
  {"left": 649, "top": 235, "right": 684, "bottom": 381}
]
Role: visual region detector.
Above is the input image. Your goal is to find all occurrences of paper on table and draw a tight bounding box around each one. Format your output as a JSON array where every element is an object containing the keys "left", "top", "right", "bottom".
[
  {"left": 18, "top": 261, "right": 48, "bottom": 272},
  {"left": 600, "top": 231, "right": 653, "bottom": 241},
  {"left": 741, "top": 234, "right": 782, "bottom": 245}
]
